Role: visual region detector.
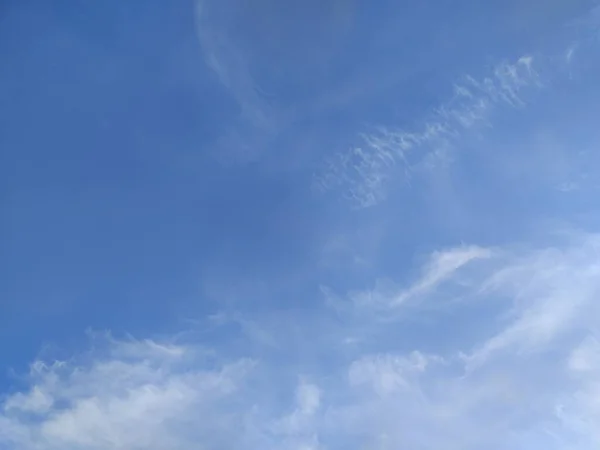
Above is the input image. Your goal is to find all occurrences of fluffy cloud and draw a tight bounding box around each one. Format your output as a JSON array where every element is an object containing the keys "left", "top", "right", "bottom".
[{"left": 0, "top": 336, "right": 255, "bottom": 449}]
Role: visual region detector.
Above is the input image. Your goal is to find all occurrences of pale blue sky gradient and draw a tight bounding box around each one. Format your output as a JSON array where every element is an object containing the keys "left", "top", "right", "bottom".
[{"left": 2, "top": 1, "right": 600, "bottom": 448}]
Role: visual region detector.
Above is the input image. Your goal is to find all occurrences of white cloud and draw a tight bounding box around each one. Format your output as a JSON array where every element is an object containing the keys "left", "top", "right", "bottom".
[
  {"left": 322, "top": 233, "right": 600, "bottom": 448},
  {"left": 274, "top": 381, "right": 321, "bottom": 436},
  {"left": 3, "top": 233, "right": 600, "bottom": 449},
  {"left": 397, "top": 245, "right": 493, "bottom": 305},
  {"left": 352, "top": 245, "right": 492, "bottom": 309},
  {"left": 315, "top": 0, "right": 600, "bottom": 209},
  {"left": 4, "top": 386, "right": 54, "bottom": 415},
  {"left": 467, "top": 234, "right": 600, "bottom": 368},
  {"left": 348, "top": 351, "right": 442, "bottom": 396},
  {"left": 314, "top": 55, "right": 540, "bottom": 208},
  {"left": 0, "top": 337, "right": 255, "bottom": 450}
]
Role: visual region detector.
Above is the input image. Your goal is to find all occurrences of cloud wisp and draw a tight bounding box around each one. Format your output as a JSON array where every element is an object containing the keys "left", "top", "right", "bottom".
[
  {"left": 313, "top": 56, "right": 539, "bottom": 208},
  {"left": 194, "top": 0, "right": 281, "bottom": 164},
  {"left": 314, "top": 1, "right": 600, "bottom": 209},
  {"left": 349, "top": 245, "right": 493, "bottom": 311}
]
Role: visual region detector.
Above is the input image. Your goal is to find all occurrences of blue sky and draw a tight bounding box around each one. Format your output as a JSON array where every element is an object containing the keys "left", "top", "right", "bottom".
[{"left": 1, "top": 0, "right": 600, "bottom": 448}]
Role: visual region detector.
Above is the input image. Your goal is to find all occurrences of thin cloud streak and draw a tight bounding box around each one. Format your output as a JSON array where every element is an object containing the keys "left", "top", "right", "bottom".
[
  {"left": 314, "top": 56, "right": 540, "bottom": 208},
  {"left": 350, "top": 245, "right": 493, "bottom": 310}
]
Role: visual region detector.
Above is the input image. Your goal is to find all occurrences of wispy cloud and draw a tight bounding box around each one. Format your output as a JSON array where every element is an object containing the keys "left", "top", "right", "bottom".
[
  {"left": 195, "top": 0, "right": 280, "bottom": 164},
  {"left": 348, "top": 351, "right": 442, "bottom": 395},
  {"left": 314, "top": 56, "right": 540, "bottom": 208},
  {"left": 336, "top": 233, "right": 600, "bottom": 449},
  {"left": 3, "top": 233, "right": 600, "bottom": 449},
  {"left": 396, "top": 245, "right": 493, "bottom": 306},
  {"left": 466, "top": 234, "right": 600, "bottom": 368},
  {"left": 314, "top": 0, "right": 600, "bottom": 209},
  {"left": 351, "top": 245, "right": 493, "bottom": 310}
]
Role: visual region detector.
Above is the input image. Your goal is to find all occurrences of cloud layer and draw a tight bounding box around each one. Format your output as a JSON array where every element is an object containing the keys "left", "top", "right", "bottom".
[{"left": 2, "top": 233, "right": 600, "bottom": 449}]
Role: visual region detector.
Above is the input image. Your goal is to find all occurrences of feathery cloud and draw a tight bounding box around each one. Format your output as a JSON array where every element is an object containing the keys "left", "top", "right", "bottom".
[{"left": 314, "top": 56, "right": 540, "bottom": 208}]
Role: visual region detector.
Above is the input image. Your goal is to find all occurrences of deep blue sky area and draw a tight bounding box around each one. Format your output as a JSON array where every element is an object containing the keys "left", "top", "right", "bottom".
[
  {"left": 1, "top": 0, "right": 298, "bottom": 354},
  {"left": 1, "top": 1, "right": 600, "bottom": 448}
]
